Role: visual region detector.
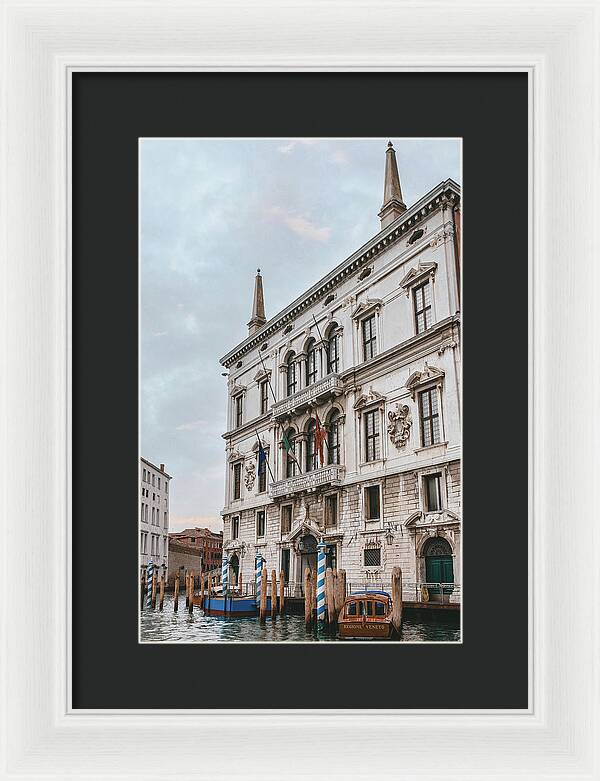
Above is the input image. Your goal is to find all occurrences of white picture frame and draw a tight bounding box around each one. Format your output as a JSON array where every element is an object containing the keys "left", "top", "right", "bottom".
[{"left": 1, "top": 1, "right": 599, "bottom": 778}]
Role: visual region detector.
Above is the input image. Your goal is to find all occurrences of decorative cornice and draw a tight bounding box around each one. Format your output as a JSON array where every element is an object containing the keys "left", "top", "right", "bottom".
[
  {"left": 399, "top": 262, "right": 437, "bottom": 294},
  {"left": 351, "top": 298, "right": 383, "bottom": 321},
  {"left": 253, "top": 368, "right": 271, "bottom": 384},
  {"left": 405, "top": 363, "right": 445, "bottom": 399},
  {"left": 354, "top": 388, "right": 387, "bottom": 411},
  {"left": 220, "top": 179, "right": 461, "bottom": 368}
]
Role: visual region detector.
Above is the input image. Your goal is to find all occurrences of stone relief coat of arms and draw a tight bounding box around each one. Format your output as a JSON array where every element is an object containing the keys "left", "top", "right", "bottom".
[{"left": 387, "top": 403, "right": 412, "bottom": 448}]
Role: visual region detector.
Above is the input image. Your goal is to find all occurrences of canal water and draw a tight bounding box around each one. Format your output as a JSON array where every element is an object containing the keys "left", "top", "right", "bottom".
[{"left": 140, "top": 594, "right": 460, "bottom": 643}]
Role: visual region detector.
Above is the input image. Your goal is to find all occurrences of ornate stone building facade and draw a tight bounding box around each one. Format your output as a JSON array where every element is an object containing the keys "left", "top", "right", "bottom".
[{"left": 219, "top": 142, "right": 461, "bottom": 597}]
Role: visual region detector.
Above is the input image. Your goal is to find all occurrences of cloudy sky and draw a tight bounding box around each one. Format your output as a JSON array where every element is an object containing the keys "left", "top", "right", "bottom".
[{"left": 141, "top": 137, "right": 461, "bottom": 532}]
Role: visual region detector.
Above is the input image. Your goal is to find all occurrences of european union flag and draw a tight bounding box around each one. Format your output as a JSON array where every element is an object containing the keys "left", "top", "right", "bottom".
[{"left": 257, "top": 442, "right": 267, "bottom": 476}]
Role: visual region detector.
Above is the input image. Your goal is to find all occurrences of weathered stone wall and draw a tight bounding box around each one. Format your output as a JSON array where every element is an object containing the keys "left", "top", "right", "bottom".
[{"left": 226, "top": 458, "right": 461, "bottom": 593}]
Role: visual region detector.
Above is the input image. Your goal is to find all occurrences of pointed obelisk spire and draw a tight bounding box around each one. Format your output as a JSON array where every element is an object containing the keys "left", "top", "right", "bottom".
[
  {"left": 248, "top": 268, "right": 267, "bottom": 335},
  {"left": 378, "top": 140, "right": 407, "bottom": 229}
]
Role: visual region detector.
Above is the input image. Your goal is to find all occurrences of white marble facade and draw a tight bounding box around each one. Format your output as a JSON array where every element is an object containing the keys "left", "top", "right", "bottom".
[{"left": 219, "top": 144, "right": 461, "bottom": 597}]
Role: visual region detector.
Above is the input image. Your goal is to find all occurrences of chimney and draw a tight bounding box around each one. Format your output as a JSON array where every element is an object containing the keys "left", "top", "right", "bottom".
[
  {"left": 378, "top": 141, "right": 407, "bottom": 229},
  {"left": 160, "top": 463, "right": 165, "bottom": 472},
  {"left": 247, "top": 268, "right": 267, "bottom": 335}
]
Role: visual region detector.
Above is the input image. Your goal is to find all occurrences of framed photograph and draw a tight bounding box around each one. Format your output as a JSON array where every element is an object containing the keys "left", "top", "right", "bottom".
[
  {"left": 2, "top": 1, "right": 599, "bottom": 779},
  {"left": 138, "top": 135, "right": 463, "bottom": 646}
]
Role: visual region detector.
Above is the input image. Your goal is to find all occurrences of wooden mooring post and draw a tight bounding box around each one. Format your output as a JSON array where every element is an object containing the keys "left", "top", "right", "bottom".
[
  {"left": 200, "top": 573, "right": 205, "bottom": 611},
  {"left": 140, "top": 571, "right": 146, "bottom": 611},
  {"left": 391, "top": 566, "right": 403, "bottom": 633},
  {"left": 334, "top": 569, "right": 346, "bottom": 618},
  {"left": 151, "top": 570, "right": 157, "bottom": 609},
  {"left": 159, "top": 575, "right": 165, "bottom": 611},
  {"left": 185, "top": 572, "right": 189, "bottom": 608},
  {"left": 238, "top": 570, "right": 242, "bottom": 593},
  {"left": 173, "top": 574, "right": 179, "bottom": 612},
  {"left": 325, "top": 567, "right": 336, "bottom": 626},
  {"left": 259, "top": 567, "right": 268, "bottom": 622},
  {"left": 304, "top": 567, "right": 312, "bottom": 628},
  {"left": 279, "top": 570, "right": 285, "bottom": 615},
  {"left": 188, "top": 570, "right": 194, "bottom": 615},
  {"left": 205, "top": 573, "right": 211, "bottom": 615},
  {"left": 271, "top": 570, "right": 277, "bottom": 617}
]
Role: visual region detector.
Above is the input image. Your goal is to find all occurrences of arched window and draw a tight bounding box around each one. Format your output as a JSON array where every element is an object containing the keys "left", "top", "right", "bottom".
[
  {"left": 285, "top": 428, "right": 297, "bottom": 478},
  {"left": 286, "top": 352, "right": 297, "bottom": 397},
  {"left": 327, "top": 410, "right": 341, "bottom": 465},
  {"left": 306, "top": 339, "right": 317, "bottom": 386},
  {"left": 306, "top": 419, "right": 318, "bottom": 472},
  {"left": 327, "top": 327, "right": 339, "bottom": 374}
]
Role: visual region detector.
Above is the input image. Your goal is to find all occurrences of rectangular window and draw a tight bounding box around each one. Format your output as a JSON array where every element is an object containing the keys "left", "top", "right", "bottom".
[
  {"left": 164, "top": 511, "right": 168, "bottom": 528},
  {"left": 258, "top": 454, "right": 267, "bottom": 493},
  {"left": 235, "top": 394, "right": 243, "bottom": 428},
  {"left": 365, "top": 485, "right": 380, "bottom": 521},
  {"left": 158, "top": 477, "right": 161, "bottom": 490},
  {"left": 165, "top": 481, "right": 168, "bottom": 493},
  {"left": 152, "top": 474, "right": 155, "bottom": 486},
  {"left": 281, "top": 504, "right": 292, "bottom": 535},
  {"left": 424, "top": 473, "right": 442, "bottom": 512},
  {"left": 419, "top": 388, "right": 441, "bottom": 447},
  {"left": 256, "top": 510, "right": 266, "bottom": 538},
  {"left": 140, "top": 502, "right": 144, "bottom": 522},
  {"left": 281, "top": 548, "right": 290, "bottom": 582},
  {"left": 260, "top": 380, "right": 269, "bottom": 415},
  {"left": 413, "top": 280, "right": 432, "bottom": 334},
  {"left": 233, "top": 462, "right": 242, "bottom": 500},
  {"left": 143, "top": 468, "right": 147, "bottom": 481},
  {"left": 231, "top": 516, "right": 240, "bottom": 540},
  {"left": 364, "top": 410, "right": 380, "bottom": 462},
  {"left": 362, "top": 314, "right": 377, "bottom": 361},
  {"left": 364, "top": 547, "right": 381, "bottom": 567},
  {"left": 327, "top": 333, "right": 339, "bottom": 374},
  {"left": 287, "top": 361, "right": 297, "bottom": 396},
  {"left": 325, "top": 494, "right": 338, "bottom": 528}
]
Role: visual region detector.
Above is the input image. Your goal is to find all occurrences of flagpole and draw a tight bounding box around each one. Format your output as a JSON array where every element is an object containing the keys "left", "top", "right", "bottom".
[{"left": 254, "top": 429, "right": 275, "bottom": 483}]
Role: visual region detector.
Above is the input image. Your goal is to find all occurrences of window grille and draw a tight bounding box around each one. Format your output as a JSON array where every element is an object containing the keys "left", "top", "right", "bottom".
[{"left": 363, "top": 548, "right": 381, "bottom": 567}]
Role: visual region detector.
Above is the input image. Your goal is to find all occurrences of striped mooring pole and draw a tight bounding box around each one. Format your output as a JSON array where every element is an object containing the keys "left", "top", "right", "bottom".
[
  {"left": 145, "top": 560, "right": 154, "bottom": 609},
  {"left": 221, "top": 553, "right": 229, "bottom": 595},
  {"left": 316, "top": 541, "right": 327, "bottom": 623},
  {"left": 255, "top": 554, "right": 264, "bottom": 608},
  {"left": 221, "top": 553, "right": 229, "bottom": 615}
]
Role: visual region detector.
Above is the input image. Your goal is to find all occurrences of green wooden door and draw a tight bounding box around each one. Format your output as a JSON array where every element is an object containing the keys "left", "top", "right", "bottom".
[{"left": 425, "top": 551, "right": 454, "bottom": 595}]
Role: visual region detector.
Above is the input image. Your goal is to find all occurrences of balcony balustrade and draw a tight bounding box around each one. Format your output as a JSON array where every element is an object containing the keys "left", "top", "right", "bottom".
[
  {"left": 270, "top": 464, "right": 345, "bottom": 498},
  {"left": 271, "top": 373, "right": 344, "bottom": 419}
]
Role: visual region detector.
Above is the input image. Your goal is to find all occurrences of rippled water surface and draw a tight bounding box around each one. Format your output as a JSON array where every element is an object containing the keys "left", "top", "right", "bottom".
[{"left": 140, "top": 594, "right": 460, "bottom": 643}]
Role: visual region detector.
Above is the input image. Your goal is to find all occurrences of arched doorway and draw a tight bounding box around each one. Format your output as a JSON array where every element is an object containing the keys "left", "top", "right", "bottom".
[
  {"left": 229, "top": 553, "right": 240, "bottom": 586},
  {"left": 298, "top": 534, "right": 318, "bottom": 581},
  {"left": 424, "top": 537, "right": 454, "bottom": 599}
]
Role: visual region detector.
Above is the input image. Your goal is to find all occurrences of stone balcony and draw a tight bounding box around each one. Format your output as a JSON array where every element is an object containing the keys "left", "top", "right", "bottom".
[
  {"left": 271, "top": 373, "right": 344, "bottom": 419},
  {"left": 270, "top": 464, "right": 346, "bottom": 499}
]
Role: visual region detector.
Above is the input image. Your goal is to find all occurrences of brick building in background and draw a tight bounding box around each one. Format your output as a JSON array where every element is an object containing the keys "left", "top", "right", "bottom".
[{"left": 168, "top": 527, "right": 223, "bottom": 573}]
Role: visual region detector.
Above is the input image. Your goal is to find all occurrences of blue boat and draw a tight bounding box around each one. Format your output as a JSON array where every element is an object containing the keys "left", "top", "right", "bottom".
[{"left": 194, "top": 594, "right": 275, "bottom": 617}]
